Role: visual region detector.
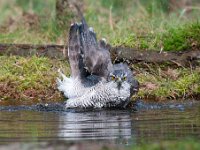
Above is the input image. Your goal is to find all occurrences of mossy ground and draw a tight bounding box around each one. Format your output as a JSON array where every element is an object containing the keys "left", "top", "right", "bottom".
[
  {"left": 0, "top": 1, "right": 200, "bottom": 103},
  {"left": 0, "top": 56, "right": 70, "bottom": 104},
  {"left": 135, "top": 64, "right": 200, "bottom": 101},
  {"left": 0, "top": 55, "right": 199, "bottom": 104}
]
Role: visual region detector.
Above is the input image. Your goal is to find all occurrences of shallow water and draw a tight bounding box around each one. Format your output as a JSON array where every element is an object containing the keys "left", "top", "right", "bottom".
[{"left": 0, "top": 102, "right": 199, "bottom": 146}]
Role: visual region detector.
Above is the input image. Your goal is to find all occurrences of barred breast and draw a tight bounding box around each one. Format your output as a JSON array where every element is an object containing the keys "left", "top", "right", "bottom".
[{"left": 65, "top": 81, "right": 131, "bottom": 109}]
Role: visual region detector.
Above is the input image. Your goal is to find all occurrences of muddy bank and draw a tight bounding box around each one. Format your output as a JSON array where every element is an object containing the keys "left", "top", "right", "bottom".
[{"left": 0, "top": 44, "right": 200, "bottom": 67}]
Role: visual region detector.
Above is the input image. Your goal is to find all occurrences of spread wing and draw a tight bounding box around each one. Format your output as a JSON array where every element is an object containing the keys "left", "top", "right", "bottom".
[
  {"left": 68, "top": 23, "right": 88, "bottom": 79},
  {"left": 77, "top": 15, "right": 113, "bottom": 79}
]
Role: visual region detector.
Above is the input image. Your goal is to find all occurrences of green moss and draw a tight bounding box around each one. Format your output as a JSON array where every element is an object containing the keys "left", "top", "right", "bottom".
[
  {"left": 136, "top": 66, "right": 200, "bottom": 100},
  {"left": 111, "top": 22, "right": 200, "bottom": 51},
  {"left": 0, "top": 55, "right": 199, "bottom": 102},
  {"left": 112, "top": 34, "right": 136, "bottom": 48},
  {"left": 163, "top": 22, "right": 200, "bottom": 51},
  {"left": 0, "top": 56, "right": 70, "bottom": 102}
]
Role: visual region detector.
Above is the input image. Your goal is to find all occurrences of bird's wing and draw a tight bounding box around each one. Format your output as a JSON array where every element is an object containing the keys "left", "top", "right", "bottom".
[
  {"left": 78, "top": 17, "right": 113, "bottom": 79},
  {"left": 68, "top": 23, "right": 87, "bottom": 79},
  {"left": 73, "top": 5, "right": 113, "bottom": 79}
]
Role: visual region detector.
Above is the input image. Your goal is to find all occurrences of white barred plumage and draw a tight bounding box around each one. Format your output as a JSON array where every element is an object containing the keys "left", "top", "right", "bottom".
[{"left": 57, "top": 72, "right": 131, "bottom": 108}]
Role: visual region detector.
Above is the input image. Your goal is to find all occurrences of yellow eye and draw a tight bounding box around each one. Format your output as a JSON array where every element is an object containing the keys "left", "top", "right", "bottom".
[
  {"left": 111, "top": 75, "right": 115, "bottom": 80},
  {"left": 122, "top": 76, "right": 127, "bottom": 81}
]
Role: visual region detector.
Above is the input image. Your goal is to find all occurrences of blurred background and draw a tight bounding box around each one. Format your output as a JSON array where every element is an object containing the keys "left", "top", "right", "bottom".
[{"left": 0, "top": 0, "right": 199, "bottom": 51}]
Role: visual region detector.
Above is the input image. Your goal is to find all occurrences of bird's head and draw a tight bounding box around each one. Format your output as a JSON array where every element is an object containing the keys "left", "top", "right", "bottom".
[
  {"left": 107, "top": 63, "right": 139, "bottom": 94},
  {"left": 108, "top": 70, "right": 128, "bottom": 90}
]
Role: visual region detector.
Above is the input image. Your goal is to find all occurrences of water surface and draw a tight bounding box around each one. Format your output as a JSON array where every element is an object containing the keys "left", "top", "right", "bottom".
[{"left": 0, "top": 102, "right": 199, "bottom": 145}]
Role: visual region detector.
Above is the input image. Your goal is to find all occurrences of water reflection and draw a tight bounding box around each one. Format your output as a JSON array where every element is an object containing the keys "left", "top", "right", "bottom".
[{"left": 58, "top": 110, "right": 132, "bottom": 141}]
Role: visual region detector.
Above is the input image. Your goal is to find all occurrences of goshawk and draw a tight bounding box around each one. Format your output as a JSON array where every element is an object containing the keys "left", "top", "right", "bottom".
[{"left": 57, "top": 16, "right": 139, "bottom": 109}]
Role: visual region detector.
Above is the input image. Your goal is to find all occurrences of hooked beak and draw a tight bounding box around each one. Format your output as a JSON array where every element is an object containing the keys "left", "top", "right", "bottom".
[{"left": 117, "top": 78, "right": 122, "bottom": 90}]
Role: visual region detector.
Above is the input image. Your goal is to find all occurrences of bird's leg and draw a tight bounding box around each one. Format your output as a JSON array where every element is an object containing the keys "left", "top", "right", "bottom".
[{"left": 68, "top": 23, "right": 87, "bottom": 79}]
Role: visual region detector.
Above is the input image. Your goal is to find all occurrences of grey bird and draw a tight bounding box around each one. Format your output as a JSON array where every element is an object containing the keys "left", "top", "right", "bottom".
[{"left": 57, "top": 16, "right": 139, "bottom": 109}]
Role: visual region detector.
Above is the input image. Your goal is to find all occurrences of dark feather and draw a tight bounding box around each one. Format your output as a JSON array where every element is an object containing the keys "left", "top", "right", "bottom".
[
  {"left": 78, "top": 21, "right": 113, "bottom": 78},
  {"left": 68, "top": 23, "right": 87, "bottom": 79},
  {"left": 73, "top": 4, "right": 113, "bottom": 78}
]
